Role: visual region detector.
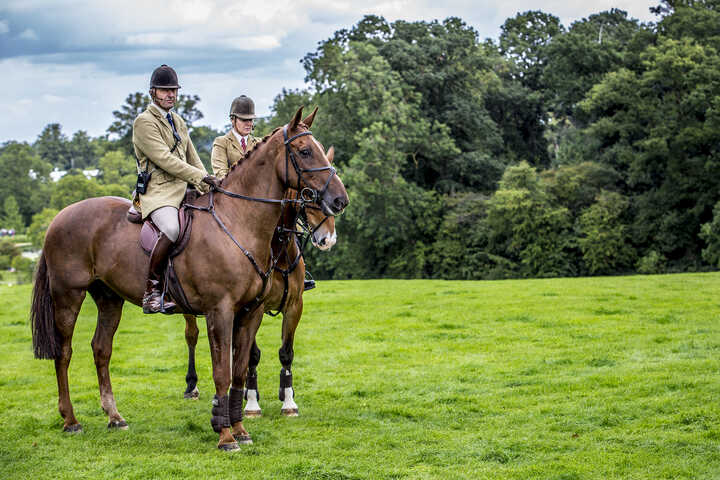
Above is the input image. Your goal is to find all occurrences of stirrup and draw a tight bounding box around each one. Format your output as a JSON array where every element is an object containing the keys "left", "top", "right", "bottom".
[{"left": 303, "top": 271, "right": 316, "bottom": 291}]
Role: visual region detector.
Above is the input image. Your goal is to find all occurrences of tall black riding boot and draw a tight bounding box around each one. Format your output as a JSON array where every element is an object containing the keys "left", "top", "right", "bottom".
[{"left": 142, "top": 234, "right": 177, "bottom": 314}]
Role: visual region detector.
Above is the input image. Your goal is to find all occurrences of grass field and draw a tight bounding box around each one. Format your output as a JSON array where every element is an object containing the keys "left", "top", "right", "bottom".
[{"left": 1, "top": 274, "right": 719, "bottom": 479}]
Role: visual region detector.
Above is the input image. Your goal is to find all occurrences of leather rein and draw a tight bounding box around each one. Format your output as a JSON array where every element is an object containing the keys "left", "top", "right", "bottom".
[{"left": 185, "top": 125, "right": 336, "bottom": 316}]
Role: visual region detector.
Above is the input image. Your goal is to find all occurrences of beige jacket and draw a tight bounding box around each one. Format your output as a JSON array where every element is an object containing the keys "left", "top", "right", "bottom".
[
  {"left": 132, "top": 104, "right": 209, "bottom": 219},
  {"left": 211, "top": 130, "right": 261, "bottom": 179}
]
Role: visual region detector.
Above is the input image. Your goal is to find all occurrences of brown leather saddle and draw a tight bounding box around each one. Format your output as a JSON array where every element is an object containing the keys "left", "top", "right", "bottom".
[{"left": 127, "top": 190, "right": 202, "bottom": 315}]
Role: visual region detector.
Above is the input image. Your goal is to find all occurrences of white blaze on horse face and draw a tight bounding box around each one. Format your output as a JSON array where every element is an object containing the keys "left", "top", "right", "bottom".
[{"left": 312, "top": 223, "right": 337, "bottom": 251}]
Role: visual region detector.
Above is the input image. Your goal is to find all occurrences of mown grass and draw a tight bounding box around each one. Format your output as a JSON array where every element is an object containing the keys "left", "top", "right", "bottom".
[{"left": 1, "top": 273, "right": 719, "bottom": 479}]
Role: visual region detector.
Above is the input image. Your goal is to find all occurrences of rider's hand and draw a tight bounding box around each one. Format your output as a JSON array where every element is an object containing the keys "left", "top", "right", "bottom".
[{"left": 202, "top": 175, "right": 222, "bottom": 189}]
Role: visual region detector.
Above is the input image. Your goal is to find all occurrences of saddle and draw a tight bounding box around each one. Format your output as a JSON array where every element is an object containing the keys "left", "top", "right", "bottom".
[{"left": 127, "top": 189, "right": 202, "bottom": 315}]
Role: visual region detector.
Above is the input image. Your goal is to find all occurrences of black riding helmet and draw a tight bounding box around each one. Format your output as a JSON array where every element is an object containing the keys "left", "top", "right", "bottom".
[{"left": 150, "top": 64, "right": 181, "bottom": 89}]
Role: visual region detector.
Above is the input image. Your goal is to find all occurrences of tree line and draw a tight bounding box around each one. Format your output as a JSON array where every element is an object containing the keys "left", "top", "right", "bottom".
[{"left": 2, "top": 0, "right": 719, "bottom": 280}]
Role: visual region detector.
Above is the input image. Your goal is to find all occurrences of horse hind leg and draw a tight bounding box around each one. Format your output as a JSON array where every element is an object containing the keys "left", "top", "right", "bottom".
[
  {"left": 244, "top": 340, "right": 262, "bottom": 418},
  {"left": 88, "top": 281, "right": 128, "bottom": 430},
  {"left": 183, "top": 314, "right": 200, "bottom": 399},
  {"left": 279, "top": 298, "right": 303, "bottom": 417},
  {"left": 53, "top": 287, "right": 87, "bottom": 432}
]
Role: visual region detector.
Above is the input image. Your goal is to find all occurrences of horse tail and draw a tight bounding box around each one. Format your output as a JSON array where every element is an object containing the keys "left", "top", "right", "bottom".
[{"left": 31, "top": 252, "right": 60, "bottom": 359}]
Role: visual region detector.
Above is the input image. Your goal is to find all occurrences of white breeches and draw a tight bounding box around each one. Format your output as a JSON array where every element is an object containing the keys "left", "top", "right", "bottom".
[{"left": 150, "top": 206, "right": 180, "bottom": 242}]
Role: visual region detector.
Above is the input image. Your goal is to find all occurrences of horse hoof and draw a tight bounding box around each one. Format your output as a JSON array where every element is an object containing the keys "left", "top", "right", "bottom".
[
  {"left": 281, "top": 408, "right": 299, "bottom": 417},
  {"left": 63, "top": 424, "right": 83, "bottom": 434},
  {"left": 218, "top": 442, "right": 241, "bottom": 452},
  {"left": 107, "top": 420, "right": 129, "bottom": 430},
  {"left": 184, "top": 387, "right": 200, "bottom": 400},
  {"left": 244, "top": 409, "right": 262, "bottom": 418},
  {"left": 233, "top": 434, "right": 253, "bottom": 445}
]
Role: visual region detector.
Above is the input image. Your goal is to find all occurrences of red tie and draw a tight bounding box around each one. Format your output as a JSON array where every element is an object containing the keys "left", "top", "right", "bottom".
[{"left": 241, "top": 137, "right": 246, "bottom": 151}]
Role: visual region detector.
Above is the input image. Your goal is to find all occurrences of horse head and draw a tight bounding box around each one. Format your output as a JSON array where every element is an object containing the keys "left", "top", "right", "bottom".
[
  {"left": 281, "top": 107, "right": 348, "bottom": 217},
  {"left": 295, "top": 146, "right": 337, "bottom": 251}
]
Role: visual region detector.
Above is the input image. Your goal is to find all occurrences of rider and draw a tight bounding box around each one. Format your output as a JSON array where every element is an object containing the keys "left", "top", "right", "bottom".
[
  {"left": 211, "top": 95, "right": 316, "bottom": 291},
  {"left": 132, "top": 64, "right": 221, "bottom": 314},
  {"left": 211, "top": 95, "right": 262, "bottom": 178}
]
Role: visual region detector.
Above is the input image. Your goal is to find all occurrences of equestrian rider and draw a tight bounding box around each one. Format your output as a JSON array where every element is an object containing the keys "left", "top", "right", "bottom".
[
  {"left": 211, "top": 95, "right": 317, "bottom": 291},
  {"left": 211, "top": 95, "right": 261, "bottom": 178},
  {"left": 132, "top": 64, "right": 221, "bottom": 314}
]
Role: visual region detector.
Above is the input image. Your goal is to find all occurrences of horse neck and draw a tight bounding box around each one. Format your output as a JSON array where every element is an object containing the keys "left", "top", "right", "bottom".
[{"left": 214, "top": 135, "right": 286, "bottom": 243}]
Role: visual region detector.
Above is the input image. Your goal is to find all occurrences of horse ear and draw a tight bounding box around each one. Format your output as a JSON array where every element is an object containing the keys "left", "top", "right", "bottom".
[
  {"left": 326, "top": 146, "right": 335, "bottom": 164},
  {"left": 303, "top": 106, "right": 319, "bottom": 128},
  {"left": 290, "top": 106, "right": 304, "bottom": 130}
]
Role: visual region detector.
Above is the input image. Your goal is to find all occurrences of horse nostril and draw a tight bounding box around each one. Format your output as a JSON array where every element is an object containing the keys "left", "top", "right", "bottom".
[{"left": 333, "top": 196, "right": 348, "bottom": 212}]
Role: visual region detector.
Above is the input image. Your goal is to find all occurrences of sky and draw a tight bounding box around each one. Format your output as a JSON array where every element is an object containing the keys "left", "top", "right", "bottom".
[{"left": 0, "top": 0, "right": 660, "bottom": 143}]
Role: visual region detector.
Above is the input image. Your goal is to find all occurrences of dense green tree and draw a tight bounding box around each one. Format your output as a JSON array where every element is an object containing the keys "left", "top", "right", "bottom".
[
  {"left": 499, "top": 10, "right": 563, "bottom": 91},
  {"left": 67, "top": 130, "right": 97, "bottom": 169},
  {"left": 700, "top": 200, "right": 720, "bottom": 267},
  {"left": 50, "top": 174, "right": 104, "bottom": 210},
  {"left": 0, "top": 142, "right": 52, "bottom": 225},
  {"left": 189, "top": 125, "right": 223, "bottom": 173},
  {"left": 486, "top": 162, "right": 575, "bottom": 277},
  {"left": 543, "top": 9, "right": 647, "bottom": 118},
  {"left": 2, "top": 196, "right": 24, "bottom": 231},
  {"left": 28, "top": 208, "right": 59, "bottom": 250},
  {"left": 97, "top": 150, "right": 136, "bottom": 190},
  {"left": 577, "top": 190, "right": 636, "bottom": 274},
  {"left": 581, "top": 36, "right": 720, "bottom": 266},
  {"left": 34, "top": 123, "right": 71, "bottom": 169}
]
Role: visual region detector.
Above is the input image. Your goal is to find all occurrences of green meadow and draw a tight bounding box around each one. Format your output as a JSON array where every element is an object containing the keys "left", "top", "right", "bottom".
[{"left": 0, "top": 274, "right": 718, "bottom": 479}]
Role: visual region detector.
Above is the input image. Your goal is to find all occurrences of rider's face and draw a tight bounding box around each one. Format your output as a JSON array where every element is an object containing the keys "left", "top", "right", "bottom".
[
  {"left": 153, "top": 88, "right": 177, "bottom": 110},
  {"left": 233, "top": 117, "right": 253, "bottom": 136}
]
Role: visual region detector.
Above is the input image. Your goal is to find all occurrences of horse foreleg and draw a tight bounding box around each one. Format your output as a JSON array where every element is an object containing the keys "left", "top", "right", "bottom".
[
  {"left": 205, "top": 307, "right": 237, "bottom": 451},
  {"left": 279, "top": 297, "right": 303, "bottom": 416},
  {"left": 183, "top": 314, "right": 200, "bottom": 399},
  {"left": 88, "top": 282, "right": 127, "bottom": 430},
  {"left": 243, "top": 340, "right": 262, "bottom": 417},
  {"left": 53, "top": 288, "right": 86, "bottom": 432},
  {"left": 230, "top": 308, "right": 264, "bottom": 444}
]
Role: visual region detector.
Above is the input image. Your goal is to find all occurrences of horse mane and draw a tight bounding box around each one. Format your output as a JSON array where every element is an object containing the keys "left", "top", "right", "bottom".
[{"left": 221, "top": 123, "right": 310, "bottom": 186}]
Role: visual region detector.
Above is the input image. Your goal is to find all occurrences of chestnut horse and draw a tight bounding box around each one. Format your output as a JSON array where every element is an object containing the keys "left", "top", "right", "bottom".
[
  {"left": 182, "top": 166, "right": 338, "bottom": 419},
  {"left": 30, "top": 107, "right": 348, "bottom": 451}
]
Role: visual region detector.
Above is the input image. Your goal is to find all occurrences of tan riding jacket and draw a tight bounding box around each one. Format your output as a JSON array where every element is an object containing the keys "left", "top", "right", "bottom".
[
  {"left": 132, "top": 104, "right": 209, "bottom": 219},
  {"left": 211, "top": 130, "right": 261, "bottom": 179}
]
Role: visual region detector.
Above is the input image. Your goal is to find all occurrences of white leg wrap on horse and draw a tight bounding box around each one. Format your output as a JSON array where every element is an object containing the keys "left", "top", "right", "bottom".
[
  {"left": 281, "top": 387, "right": 298, "bottom": 416},
  {"left": 244, "top": 389, "right": 261, "bottom": 417}
]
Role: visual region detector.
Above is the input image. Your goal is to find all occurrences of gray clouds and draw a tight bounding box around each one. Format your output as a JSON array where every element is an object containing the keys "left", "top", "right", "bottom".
[{"left": 0, "top": 0, "right": 658, "bottom": 142}]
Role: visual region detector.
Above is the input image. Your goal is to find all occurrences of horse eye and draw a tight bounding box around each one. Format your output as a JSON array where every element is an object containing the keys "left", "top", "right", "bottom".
[{"left": 299, "top": 148, "right": 311, "bottom": 157}]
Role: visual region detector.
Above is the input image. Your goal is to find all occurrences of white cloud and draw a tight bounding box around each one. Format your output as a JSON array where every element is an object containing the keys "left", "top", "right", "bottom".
[
  {"left": 0, "top": 20, "right": 9, "bottom": 34},
  {"left": 19, "top": 28, "right": 37, "bottom": 40}
]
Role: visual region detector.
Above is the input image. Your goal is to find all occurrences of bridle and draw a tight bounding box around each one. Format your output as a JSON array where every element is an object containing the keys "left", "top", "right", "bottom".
[{"left": 283, "top": 125, "right": 337, "bottom": 209}]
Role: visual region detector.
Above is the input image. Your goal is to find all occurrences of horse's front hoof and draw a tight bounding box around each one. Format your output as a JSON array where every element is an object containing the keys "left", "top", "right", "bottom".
[
  {"left": 281, "top": 408, "right": 299, "bottom": 417},
  {"left": 63, "top": 423, "right": 83, "bottom": 433},
  {"left": 218, "top": 441, "right": 241, "bottom": 452},
  {"left": 107, "top": 420, "right": 129, "bottom": 430},
  {"left": 233, "top": 434, "right": 253, "bottom": 445},
  {"left": 244, "top": 409, "right": 262, "bottom": 418},
  {"left": 184, "top": 386, "right": 200, "bottom": 400}
]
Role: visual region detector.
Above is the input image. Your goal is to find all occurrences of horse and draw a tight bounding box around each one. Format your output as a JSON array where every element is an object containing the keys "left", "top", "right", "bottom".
[
  {"left": 182, "top": 149, "right": 339, "bottom": 420},
  {"left": 30, "top": 107, "right": 348, "bottom": 451}
]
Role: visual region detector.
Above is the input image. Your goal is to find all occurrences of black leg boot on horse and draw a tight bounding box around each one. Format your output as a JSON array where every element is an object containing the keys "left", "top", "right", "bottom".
[{"left": 143, "top": 233, "right": 177, "bottom": 314}]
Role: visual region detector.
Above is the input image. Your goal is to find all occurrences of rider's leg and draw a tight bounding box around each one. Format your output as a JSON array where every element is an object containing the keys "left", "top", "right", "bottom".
[{"left": 143, "top": 206, "right": 179, "bottom": 314}]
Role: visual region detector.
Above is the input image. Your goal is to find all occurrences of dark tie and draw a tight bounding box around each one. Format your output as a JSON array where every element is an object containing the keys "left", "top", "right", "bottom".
[
  {"left": 166, "top": 113, "right": 180, "bottom": 140},
  {"left": 241, "top": 136, "right": 247, "bottom": 151}
]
